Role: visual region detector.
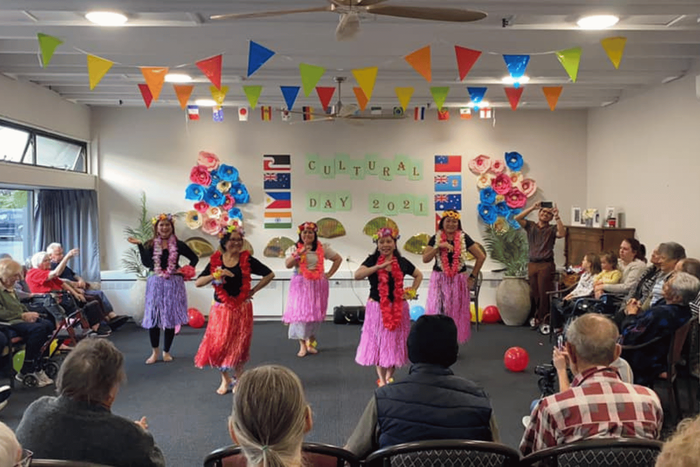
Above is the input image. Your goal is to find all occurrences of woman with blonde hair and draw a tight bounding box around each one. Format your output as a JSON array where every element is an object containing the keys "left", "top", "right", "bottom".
[
  {"left": 229, "top": 365, "right": 312, "bottom": 467},
  {"left": 656, "top": 414, "right": 700, "bottom": 467}
]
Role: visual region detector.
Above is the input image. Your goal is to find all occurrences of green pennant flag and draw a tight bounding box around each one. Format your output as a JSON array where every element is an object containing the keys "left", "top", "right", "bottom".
[
  {"left": 299, "top": 63, "right": 325, "bottom": 97},
  {"left": 555, "top": 47, "right": 582, "bottom": 83},
  {"left": 37, "top": 33, "right": 63, "bottom": 68},
  {"left": 430, "top": 86, "right": 450, "bottom": 110},
  {"left": 242, "top": 85, "right": 263, "bottom": 109}
]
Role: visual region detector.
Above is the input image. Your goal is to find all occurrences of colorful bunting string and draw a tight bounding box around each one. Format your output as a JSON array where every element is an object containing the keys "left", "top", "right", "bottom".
[
  {"left": 197, "top": 55, "right": 223, "bottom": 90},
  {"left": 86, "top": 54, "right": 113, "bottom": 90},
  {"left": 299, "top": 63, "right": 325, "bottom": 97},
  {"left": 542, "top": 86, "right": 563, "bottom": 111},
  {"left": 37, "top": 33, "right": 63, "bottom": 68},
  {"left": 138, "top": 84, "right": 154, "bottom": 109},
  {"left": 454, "top": 46, "right": 481, "bottom": 81},
  {"left": 173, "top": 85, "right": 194, "bottom": 110},
  {"left": 316, "top": 86, "right": 336, "bottom": 110},
  {"left": 504, "top": 87, "right": 524, "bottom": 111},
  {"left": 352, "top": 67, "right": 378, "bottom": 103},
  {"left": 280, "top": 86, "right": 300, "bottom": 111},
  {"left": 394, "top": 87, "right": 414, "bottom": 111},
  {"left": 555, "top": 47, "right": 582, "bottom": 83},
  {"left": 405, "top": 46, "right": 431, "bottom": 83},
  {"left": 243, "top": 85, "right": 263, "bottom": 109},
  {"left": 353, "top": 87, "right": 368, "bottom": 111},
  {"left": 429, "top": 87, "right": 449, "bottom": 110},
  {"left": 247, "top": 41, "right": 275, "bottom": 77},
  {"left": 600, "top": 37, "right": 627, "bottom": 69},
  {"left": 140, "top": 67, "right": 168, "bottom": 101}
]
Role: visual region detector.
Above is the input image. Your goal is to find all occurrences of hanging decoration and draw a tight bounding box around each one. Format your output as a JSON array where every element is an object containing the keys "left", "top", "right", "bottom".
[
  {"left": 503, "top": 55, "right": 531, "bottom": 87},
  {"left": 504, "top": 87, "right": 524, "bottom": 111},
  {"left": 87, "top": 54, "right": 113, "bottom": 90},
  {"left": 37, "top": 33, "right": 63, "bottom": 68},
  {"left": 247, "top": 41, "right": 276, "bottom": 77},
  {"left": 299, "top": 63, "right": 326, "bottom": 97},
  {"left": 280, "top": 86, "right": 300, "bottom": 111},
  {"left": 404, "top": 46, "right": 431, "bottom": 82},
  {"left": 174, "top": 85, "right": 194, "bottom": 110},
  {"left": 196, "top": 55, "right": 223, "bottom": 90},
  {"left": 316, "top": 86, "right": 336, "bottom": 110},
  {"left": 454, "top": 46, "right": 482, "bottom": 81},
  {"left": 542, "top": 86, "right": 563, "bottom": 111},
  {"left": 467, "top": 87, "right": 488, "bottom": 108},
  {"left": 394, "top": 87, "right": 414, "bottom": 111},
  {"left": 140, "top": 67, "right": 168, "bottom": 101},
  {"left": 555, "top": 47, "right": 582, "bottom": 83},
  {"left": 243, "top": 85, "right": 263, "bottom": 109},
  {"left": 430, "top": 87, "right": 449, "bottom": 110},
  {"left": 210, "top": 85, "right": 229, "bottom": 106},
  {"left": 352, "top": 66, "right": 378, "bottom": 102},
  {"left": 600, "top": 36, "right": 627, "bottom": 69},
  {"left": 137, "top": 84, "right": 154, "bottom": 109},
  {"left": 353, "top": 87, "right": 369, "bottom": 111}
]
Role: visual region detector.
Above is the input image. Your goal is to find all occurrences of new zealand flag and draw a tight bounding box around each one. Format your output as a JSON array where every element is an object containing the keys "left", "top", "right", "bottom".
[{"left": 263, "top": 172, "right": 291, "bottom": 189}]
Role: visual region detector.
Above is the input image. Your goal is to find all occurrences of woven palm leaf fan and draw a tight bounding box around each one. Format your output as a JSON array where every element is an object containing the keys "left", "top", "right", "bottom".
[
  {"left": 317, "top": 217, "right": 347, "bottom": 238},
  {"left": 362, "top": 217, "right": 399, "bottom": 237},
  {"left": 403, "top": 233, "right": 430, "bottom": 255},
  {"left": 184, "top": 237, "right": 216, "bottom": 258},
  {"left": 264, "top": 236, "right": 297, "bottom": 258}
]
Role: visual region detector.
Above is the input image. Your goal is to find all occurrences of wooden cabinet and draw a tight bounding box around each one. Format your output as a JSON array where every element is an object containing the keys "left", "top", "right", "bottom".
[{"left": 564, "top": 226, "right": 635, "bottom": 266}]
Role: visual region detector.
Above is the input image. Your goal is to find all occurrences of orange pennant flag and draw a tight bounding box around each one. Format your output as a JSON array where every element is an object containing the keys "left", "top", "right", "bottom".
[
  {"left": 504, "top": 87, "right": 524, "bottom": 111},
  {"left": 353, "top": 87, "right": 368, "bottom": 111},
  {"left": 137, "top": 84, "right": 153, "bottom": 109},
  {"left": 197, "top": 55, "right": 223, "bottom": 89},
  {"left": 87, "top": 54, "right": 113, "bottom": 90},
  {"left": 140, "top": 67, "right": 168, "bottom": 101},
  {"left": 405, "top": 46, "right": 431, "bottom": 82},
  {"left": 600, "top": 36, "right": 627, "bottom": 69},
  {"left": 542, "top": 86, "right": 563, "bottom": 111},
  {"left": 173, "top": 85, "right": 194, "bottom": 110}
]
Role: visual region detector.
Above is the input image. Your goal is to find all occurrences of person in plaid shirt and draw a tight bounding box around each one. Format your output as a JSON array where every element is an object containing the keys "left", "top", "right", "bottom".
[{"left": 520, "top": 313, "right": 662, "bottom": 456}]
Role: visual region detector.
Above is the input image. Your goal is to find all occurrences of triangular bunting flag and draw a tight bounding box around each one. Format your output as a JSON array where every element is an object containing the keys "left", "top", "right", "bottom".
[
  {"left": 503, "top": 55, "right": 530, "bottom": 87},
  {"left": 504, "top": 87, "right": 524, "bottom": 111},
  {"left": 405, "top": 46, "right": 431, "bottom": 82},
  {"left": 140, "top": 67, "right": 168, "bottom": 101},
  {"left": 395, "top": 87, "right": 414, "bottom": 111},
  {"left": 210, "top": 85, "right": 230, "bottom": 106},
  {"left": 243, "top": 85, "right": 263, "bottom": 109},
  {"left": 315, "top": 86, "right": 336, "bottom": 111},
  {"left": 454, "top": 46, "right": 481, "bottom": 81},
  {"left": 137, "top": 84, "right": 153, "bottom": 109},
  {"left": 299, "top": 63, "right": 325, "bottom": 97},
  {"left": 196, "top": 55, "right": 223, "bottom": 90},
  {"left": 173, "top": 84, "right": 194, "bottom": 110},
  {"left": 467, "top": 87, "right": 487, "bottom": 104},
  {"left": 555, "top": 47, "right": 582, "bottom": 83},
  {"left": 600, "top": 36, "right": 627, "bottom": 69},
  {"left": 353, "top": 87, "right": 368, "bottom": 111},
  {"left": 352, "top": 67, "right": 378, "bottom": 102},
  {"left": 37, "top": 33, "right": 63, "bottom": 68},
  {"left": 87, "top": 54, "right": 113, "bottom": 90},
  {"left": 542, "top": 86, "right": 563, "bottom": 111},
  {"left": 430, "top": 86, "right": 449, "bottom": 110},
  {"left": 247, "top": 41, "right": 276, "bottom": 77},
  {"left": 280, "top": 86, "right": 300, "bottom": 111}
]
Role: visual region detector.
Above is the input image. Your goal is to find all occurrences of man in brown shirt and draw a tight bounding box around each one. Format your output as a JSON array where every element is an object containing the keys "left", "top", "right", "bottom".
[{"left": 515, "top": 201, "right": 566, "bottom": 329}]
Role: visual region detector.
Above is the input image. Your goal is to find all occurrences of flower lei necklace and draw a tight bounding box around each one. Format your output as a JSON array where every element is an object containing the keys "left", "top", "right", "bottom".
[
  {"left": 298, "top": 242, "right": 325, "bottom": 280},
  {"left": 153, "top": 234, "right": 178, "bottom": 277},
  {"left": 439, "top": 230, "right": 466, "bottom": 278},
  {"left": 377, "top": 254, "right": 404, "bottom": 331},
  {"left": 210, "top": 250, "right": 251, "bottom": 310}
]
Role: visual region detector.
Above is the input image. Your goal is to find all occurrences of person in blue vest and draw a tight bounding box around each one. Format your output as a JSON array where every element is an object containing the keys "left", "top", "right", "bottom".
[{"left": 345, "top": 314, "right": 498, "bottom": 459}]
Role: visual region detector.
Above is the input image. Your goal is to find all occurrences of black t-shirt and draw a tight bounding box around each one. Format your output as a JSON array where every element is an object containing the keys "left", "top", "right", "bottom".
[
  {"left": 50, "top": 262, "right": 77, "bottom": 281},
  {"left": 428, "top": 231, "right": 475, "bottom": 273},
  {"left": 137, "top": 240, "right": 199, "bottom": 271},
  {"left": 199, "top": 255, "right": 272, "bottom": 301},
  {"left": 361, "top": 252, "right": 416, "bottom": 302}
]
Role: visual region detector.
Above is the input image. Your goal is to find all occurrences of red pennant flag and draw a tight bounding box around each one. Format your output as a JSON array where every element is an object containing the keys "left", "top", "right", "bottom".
[
  {"left": 137, "top": 84, "right": 153, "bottom": 109},
  {"left": 196, "top": 55, "right": 222, "bottom": 90},
  {"left": 454, "top": 46, "right": 482, "bottom": 81},
  {"left": 316, "top": 86, "right": 336, "bottom": 111},
  {"left": 504, "top": 87, "right": 525, "bottom": 111}
]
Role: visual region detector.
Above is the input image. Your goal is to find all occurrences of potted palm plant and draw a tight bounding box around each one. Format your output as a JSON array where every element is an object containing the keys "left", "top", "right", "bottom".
[{"left": 122, "top": 193, "right": 152, "bottom": 324}]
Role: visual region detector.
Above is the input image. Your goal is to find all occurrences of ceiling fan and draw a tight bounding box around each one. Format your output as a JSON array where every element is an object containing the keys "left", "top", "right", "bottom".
[{"left": 210, "top": 0, "right": 487, "bottom": 40}]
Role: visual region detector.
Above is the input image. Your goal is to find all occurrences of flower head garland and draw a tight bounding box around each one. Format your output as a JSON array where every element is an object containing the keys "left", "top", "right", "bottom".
[
  {"left": 372, "top": 227, "right": 400, "bottom": 243},
  {"left": 152, "top": 213, "right": 173, "bottom": 226},
  {"left": 218, "top": 221, "right": 245, "bottom": 239},
  {"left": 184, "top": 150, "right": 249, "bottom": 238},
  {"left": 441, "top": 210, "right": 461, "bottom": 220},
  {"left": 297, "top": 222, "right": 318, "bottom": 234}
]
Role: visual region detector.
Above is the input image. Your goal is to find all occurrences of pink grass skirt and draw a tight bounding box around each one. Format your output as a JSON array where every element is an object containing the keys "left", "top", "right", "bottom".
[
  {"left": 425, "top": 271, "right": 471, "bottom": 344},
  {"left": 283, "top": 274, "right": 329, "bottom": 323},
  {"left": 355, "top": 299, "right": 410, "bottom": 368},
  {"left": 194, "top": 300, "right": 253, "bottom": 370}
]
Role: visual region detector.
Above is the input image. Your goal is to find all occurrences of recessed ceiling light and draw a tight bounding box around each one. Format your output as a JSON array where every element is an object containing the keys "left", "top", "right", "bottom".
[
  {"left": 165, "top": 74, "right": 193, "bottom": 83},
  {"left": 85, "top": 11, "right": 128, "bottom": 26},
  {"left": 195, "top": 99, "right": 217, "bottom": 107},
  {"left": 577, "top": 15, "right": 619, "bottom": 30},
  {"left": 467, "top": 101, "right": 490, "bottom": 108},
  {"left": 502, "top": 75, "right": 530, "bottom": 85}
]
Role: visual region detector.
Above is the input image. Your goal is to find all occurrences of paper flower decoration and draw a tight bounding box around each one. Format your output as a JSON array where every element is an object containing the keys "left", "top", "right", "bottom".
[
  {"left": 231, "top": 183, "right": 250, "bottom": 204},
  {"left": 476, "top": 174, "right": 493, "bottom": 189},
  {"left": 494, "top": 201, "right": 510, "bottom": 217},
  {"left": 491, "top": 173, "right": 512, "bottom": 195},
  {"left": 194, "top": 201, "right": 209, "bottom": 213},
  {"left": 197, "top": 151, "right": 220, "bottom": 171},
  {"left": 520, "top": 179, "right": 537, "bottom": 198},
  {"left": 478, "top": 203, "right": 497, "bottom": 224},
  {"left": 206, "top": 206, "right": 222, "bottom": 220},
  {"left": 185, "top": 184, "right": 205, "bottom": 202},
  {"left": 494, "top": 217, "right": 509, "bottom": 233},
  {"left": 505, "top": 188, "right": 527, "bottom": 209},
  {"left": 217, "top": 164, "right": 239, "bottom": 182},
  {"left": 216, "top": 181, "right": 231, "bottom": 193},
  {"left": 218, "top": 213, "right": 230, "bottom": 226},
  {"left": 480, "top": 187, "right": 497, "bottom": 204},
  {"left": 468, "top": 155, "right": 491, "bottom": 175},
  {"left": 221, "top": 194, "right": 235, "bottom": 211},
  {"left": 185, "top": 210, "right": 203, "bottom": 229},
  {"left": 203, "top": 186, "right": 225, "bottom": 207},
  {"left": 228, "top": 207, "right": 243, "bottom": 220},
  {"left": 190, "top": 166, "right": 212, "bottom": 186},
  {"left": 202, "top": 218, "right": 221, "bottom": 235},
  {"left": 489, "top": 159, "right": 506, "bottom": 174},
  {"left": 510, "top": 172, "right": 523, "bottom": 185},
  {"left": 505, "top": 151, "right": 524, "bottom": 171}
]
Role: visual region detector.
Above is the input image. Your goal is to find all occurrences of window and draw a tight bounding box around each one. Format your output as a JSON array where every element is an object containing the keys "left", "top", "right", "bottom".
[
  {"left": 36, "top": 135, "right": 85, "bottom": 172},
  {"left": 0, "top": 126, "right": 31, "bottom": 163},
  {"left": 0, "top": 188, "right": 33, "bottom": 262}
]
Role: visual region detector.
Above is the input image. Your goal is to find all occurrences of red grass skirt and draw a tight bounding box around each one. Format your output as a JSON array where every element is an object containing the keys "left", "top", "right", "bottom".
[
  {"left": 355, "top": 299, "right": 410, "bottom": 368},
  {"left": 194, "top": 300, "right": 253, "bottom": 370},
  {"left": 425, "top": 271, "right": 471, "bottom": 344}
]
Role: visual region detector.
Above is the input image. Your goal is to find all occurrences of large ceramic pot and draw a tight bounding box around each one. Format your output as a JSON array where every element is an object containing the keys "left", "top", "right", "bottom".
[{"left": 496, "top": 276, "right": 531, "bottom": 326}]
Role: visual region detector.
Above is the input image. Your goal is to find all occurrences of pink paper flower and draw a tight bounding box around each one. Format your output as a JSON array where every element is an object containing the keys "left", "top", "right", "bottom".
[
  {"left": 505, "top": 188, "right": 527, "bottom": 209},
  {"left": 218, "top": 213, "right": 230, "bottom": 226},
  {"left": 520, "top": 178, "right": 537, "bottom": 197},
  {"left": 221, "top": 194, "right": 235, "bottom": 211},
  {"left": 202, "top": 218, "right": 221, "bottom": 236},
  {"left": 476, "top": 174, "right": 493, "bottom": 189},
  {"left": 190, "top": 165, "right": 212, "bottom": 186},
  {"left": 510, "top": 172, "right": 523, "bottom": 185},
  {"left": 194, "top": 201, "right": 210, "bottom": 213},
  {"left": 491, "top": 173, "right": 512, "bottom": 195},
  {"left": 197, "top": 151, "right": 220, "bottom": 171},
  {"left": 206, "top": 206, "right": 222, "bottom": 220},
  {"left": 469, "top": 155, "right": 491, "bottom": 175},
  {"left": 489, "top": 159, "right": 505, "bottom": 174}
]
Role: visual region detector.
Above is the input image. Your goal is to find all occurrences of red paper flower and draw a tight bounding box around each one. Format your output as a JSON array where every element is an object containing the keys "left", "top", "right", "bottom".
[
  {"left": 197, "top": 151, "right": 220, "bottom": 171},
  {"left": 194, "top": 201, "right": 210, "bottom": 213},
  {"left": 468, "top": 155, "right": 491, "bottom": 175},
  {"left": 505, "top": 188, "right": 527, "bottom": 208},
  {"left": 221, "top": 194, "right": 235, "bottom": 211},
  {"left": 177, "top": 265, "right": 196, "bottom": 281},
  {"left": 190, "top": 165, "right": 212, "bottom": 186},
  {"left": 489, "top": 159, "right": 505, "bottom": 174},
  {"left": 202, "top": 218, "right": 221, "bottom": 236},
  {"left": 520, "top": 178, "right": 537, "bottom": 197},
  {"left": 491, "top": 173, "right": 512, "bottom": 195}
]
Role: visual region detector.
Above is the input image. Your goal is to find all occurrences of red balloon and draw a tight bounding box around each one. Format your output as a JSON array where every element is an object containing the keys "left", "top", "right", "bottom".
[
  {"left": 504, "top": 346, "right": 529, "bottom": 372},
  {"left": 187, "top": 308, "right": 205, "bottom": 328},
  {"left": 482, "top": 305, "right": 501, "bottom": 324}
]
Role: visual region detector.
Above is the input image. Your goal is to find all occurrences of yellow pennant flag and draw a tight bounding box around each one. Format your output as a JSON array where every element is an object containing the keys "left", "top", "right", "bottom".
[
  {"left": 600, "top": 36, "right": 627, "bottom": 69},
  {"left": 210, "top": 85, "right": 229, "bottom": 106},
  {"left": 394, "top": 87, "right": 414, "bottom": 111},
  {"left": 140, "top": 67, "right": 169, "bottom": 101},
  {"left": 542, "top": 86, "right": 563, "bottom": 111},
  {"left": 173, "top": 85, "right": 194, "bottom": 110},
  {"left": 555, "top": 47, "right": 582, "bottom": 83},
  {"left": 87, "top": 54, "right": 113, "bottom": 90},
  {"left": 351, "top": 67, "right": 378, "bottom": 102}
]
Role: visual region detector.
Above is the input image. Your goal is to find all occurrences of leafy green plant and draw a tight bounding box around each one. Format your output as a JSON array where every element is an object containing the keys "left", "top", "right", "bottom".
[
  {"left": 482, "top": 224, "right": 528, "bottom": 277},
  {"left": 121, "top": 192, "right": 152, "bottom": 278}
]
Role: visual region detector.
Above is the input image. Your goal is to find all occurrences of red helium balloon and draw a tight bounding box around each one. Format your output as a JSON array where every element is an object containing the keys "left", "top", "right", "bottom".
[
  {"left": 187, "top": 308, "right": 205, "bottom": 328},
  {"left": 504, "top": 346, "right": 529, "bottom": 372},
  {"left": 482, "top": 305, "right": 501, "bottom": 324}
]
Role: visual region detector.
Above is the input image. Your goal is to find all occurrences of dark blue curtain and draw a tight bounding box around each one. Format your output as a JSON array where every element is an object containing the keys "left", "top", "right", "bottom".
[{"left": 33, "top": 189, "right": 100, "bottom": 281}]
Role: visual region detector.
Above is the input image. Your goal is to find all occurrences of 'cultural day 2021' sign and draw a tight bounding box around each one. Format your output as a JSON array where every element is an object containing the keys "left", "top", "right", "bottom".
[{"left": 305, "top": 154, "right": 423, "bottom": 180}]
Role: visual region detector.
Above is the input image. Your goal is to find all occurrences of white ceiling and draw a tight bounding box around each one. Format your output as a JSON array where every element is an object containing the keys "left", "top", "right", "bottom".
[{"left": 1, "top": 0, "right": 699, "bottom": 110}]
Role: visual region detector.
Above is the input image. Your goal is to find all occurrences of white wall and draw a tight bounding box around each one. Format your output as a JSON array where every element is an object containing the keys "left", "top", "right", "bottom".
[{"left": 587, "top": 74, "right": 700, "bottom": 255}]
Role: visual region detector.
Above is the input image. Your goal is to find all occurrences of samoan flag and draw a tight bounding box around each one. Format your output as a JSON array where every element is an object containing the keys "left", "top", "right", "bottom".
[
  {"left": 434, "top": 194, "right": 462, "bottom": 211},
  {"left": 263, "top": 172, "right": 291, "bottom": 190},
  {"left": 434, "top": 174, "right": 462, "bottom": 192},
  {"left": 435, "top": 155, "right": 461, "bottom": 172},
  {"left": 263, "top": 154, "right": 291, "bottom": 171}
]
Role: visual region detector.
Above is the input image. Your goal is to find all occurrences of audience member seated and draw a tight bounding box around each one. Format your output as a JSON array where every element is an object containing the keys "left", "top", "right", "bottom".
[
  {"left": 16, "top": 339, "right": 165, "bottom": 467},
  {"left": 646, "top": 242, "right": 686, "bottom": 307},
  {"left": 676, "top": 258, "right": 700, "bottom": 316},
  {"left": 594, "top": 238, "right": 646, "bottom": 299},
  {"left": 229, "top": 364, "right": 312, "bottom": 467},
  {"left": 550, "top": 252, "right": 601, "bottom": 334},
  {"left": 47, "top": 243, "right": 128, "bottom": 331},
  {"left": 593, "top": 251, "right": 622, "bottom": 286},
  {"left": 520, "top": 313, "right": 662, "bottom": 456},
  {"left": 620, "top": 271, "right": 700, "bottom": 387},
  {"left": 346, "top": 315, "right": 498, "bottom": 459},
  {"left": 0, "top": 258, "right": 55, "bottom": 387},
  {"left": 655, "top": 414, "right": 700, "bottom": 467},
  {"left": 0, "top": 421, "right": 23, "bottom": 467}
]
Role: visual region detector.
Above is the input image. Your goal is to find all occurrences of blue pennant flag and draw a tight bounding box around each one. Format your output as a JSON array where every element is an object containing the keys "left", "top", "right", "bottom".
[
  {"left": 467, "top": 87, "right": 487, "bottom": 104},
  {"left": 247, "top": 41, "right": 276, "bottom": 77},
  {"left": 280, "top": 86, "right": 300, "bottom": 111},
  {"left": 503, "top": 55, "right": 530, "bottom": 87}
]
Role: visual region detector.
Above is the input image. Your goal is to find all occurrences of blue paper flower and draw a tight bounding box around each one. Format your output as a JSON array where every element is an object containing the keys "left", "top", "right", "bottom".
[
  {"left": 505, "top": 151, "right": 524, "bottom": 171},
  {"left": 185, "top": 184, "right": 205, "bottom": 201},
  {"left": 231, "top": 182, "right": 250, "bottom": 204},
  {"left": 506, "top": 210, "right": 522, "bottom": 230},
  {"left": 203, "top": 186, "right": 225, "bottom": 207},
  {"left": 478, "top": 203, "right": 497, "bottom": 225},
  {"left": 479, "top": 187, "right": 497, "bottom": 205},
  {"left": 209, "top": 170, "right": 221, "bottom": 187},
  {"left": 228, "top": 207, "right": 243, "bottom": 220},
  {"left": 495, "top": 201, "right": 510, "bottom": 218},
  {"left": 217, "top": 164, "right": 239, "bottom": 182}
]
